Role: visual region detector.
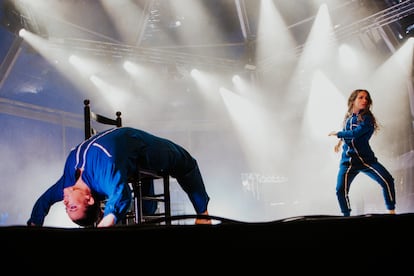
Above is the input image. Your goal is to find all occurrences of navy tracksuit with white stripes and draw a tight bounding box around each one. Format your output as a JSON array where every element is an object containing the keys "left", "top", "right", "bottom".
[
  {"left": 27, "top": 127, "right": 210, "bottom": 226},
  {"left": 336, "top": 112, "right": 396, "bottom": 216}
]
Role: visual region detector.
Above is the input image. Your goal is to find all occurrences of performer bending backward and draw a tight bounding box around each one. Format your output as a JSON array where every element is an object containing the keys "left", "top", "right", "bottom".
[{"left": 27, "top": 127, "right": 211, "bottom": 227}]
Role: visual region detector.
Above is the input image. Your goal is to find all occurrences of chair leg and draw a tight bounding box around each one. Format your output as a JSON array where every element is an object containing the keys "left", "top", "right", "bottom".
[
  {"left": 163, "top": 175, "right": 171, "bottom": 225},
  {"left": 134, "top": 180, "right": 143, "bottom": 224},
  {"left": 131, "top": 173, "right": 171, "bottom": 225}
]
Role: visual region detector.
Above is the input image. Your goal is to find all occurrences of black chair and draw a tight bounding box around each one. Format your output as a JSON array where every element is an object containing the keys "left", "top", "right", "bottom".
[
  {"left": 84, "top": 99, "right": 122, "bottom": 139},
  {"left": 132, "top": 168, "right": 171, "bottom": 225},
  {"left": 83, "top": 99, "right": 171, "bottom": 225}
]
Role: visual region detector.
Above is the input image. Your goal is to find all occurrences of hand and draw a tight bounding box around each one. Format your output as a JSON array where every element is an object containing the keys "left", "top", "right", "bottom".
[
  {"left": 97, "top": 213, "right": 116, "bottom": 227},
  {"left": 328, "top": 131, "right": 338, "bottom": 136},
  {"left": 334, "top": 140, "right": 342, "bottom": 153}
]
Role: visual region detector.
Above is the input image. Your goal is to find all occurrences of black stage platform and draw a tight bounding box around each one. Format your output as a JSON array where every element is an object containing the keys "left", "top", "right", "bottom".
[{"left": 2, "top": 213, "right": 413, "bottom": 273}]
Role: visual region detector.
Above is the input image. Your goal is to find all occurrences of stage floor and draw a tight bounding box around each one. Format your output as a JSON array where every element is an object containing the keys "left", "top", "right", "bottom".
[{"left": 2, "top": 213, "right": 413, "bottom": 273}]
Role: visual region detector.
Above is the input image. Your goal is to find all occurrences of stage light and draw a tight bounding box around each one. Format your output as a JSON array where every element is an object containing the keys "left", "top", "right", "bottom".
[{"left": 18, "top": 28, "right": 26, "bottom": 37}]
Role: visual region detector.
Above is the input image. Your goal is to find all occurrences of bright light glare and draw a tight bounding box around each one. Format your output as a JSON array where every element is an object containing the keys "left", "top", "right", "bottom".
[
  {"left": 18, "top": 28, "right": 26, "bottom": 37},
  {"left": 338, "top": 44, "right": 357, "bottom": 70},
  {"left": 304, "top": 70, "right": 346, "bottom": 140}
]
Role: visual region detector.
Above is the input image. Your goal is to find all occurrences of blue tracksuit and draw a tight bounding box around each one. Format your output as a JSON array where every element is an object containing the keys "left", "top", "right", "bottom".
[
  {"left": 335, "top": 112, "right": 396, "bottom": 216},
  {"left": 27, "top": 127, "right": 210, "bottom": 225}
]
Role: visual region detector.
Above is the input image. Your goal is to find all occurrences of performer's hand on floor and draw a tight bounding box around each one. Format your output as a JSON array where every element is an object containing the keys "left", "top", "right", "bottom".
[{"left": 97, "top": 213, "right": 116, "bottom": 227}]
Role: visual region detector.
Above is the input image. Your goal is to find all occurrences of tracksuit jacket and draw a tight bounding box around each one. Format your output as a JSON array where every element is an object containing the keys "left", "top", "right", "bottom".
[
  {"left": 335, "top": 111, "right": 396, "bottom": 216},
  {"left": 27, "top": 127, "right": 210, "bottom": 225}
]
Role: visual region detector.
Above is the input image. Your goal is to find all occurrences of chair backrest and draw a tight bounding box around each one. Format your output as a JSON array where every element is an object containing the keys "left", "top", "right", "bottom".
[
  {"left": 83, "top": 99, "right": 171, "bottom": 225},
  {"left": 84, "top": 99, "right": 122, "bottom": 139}
]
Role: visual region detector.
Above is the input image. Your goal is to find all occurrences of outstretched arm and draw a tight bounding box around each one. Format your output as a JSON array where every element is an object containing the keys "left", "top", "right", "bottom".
[{"left": 27, "top": 176, "right": 65, "bottom": 226}]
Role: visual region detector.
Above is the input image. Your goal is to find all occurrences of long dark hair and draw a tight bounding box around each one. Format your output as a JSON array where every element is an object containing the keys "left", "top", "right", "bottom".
[{"left": 343, "top": 89, "right": 379, "bottom": 133}]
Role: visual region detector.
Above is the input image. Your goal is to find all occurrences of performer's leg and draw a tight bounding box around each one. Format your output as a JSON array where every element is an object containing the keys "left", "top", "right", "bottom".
[{"left": 336, "top": 164, "right": 357, "bottom": 216}]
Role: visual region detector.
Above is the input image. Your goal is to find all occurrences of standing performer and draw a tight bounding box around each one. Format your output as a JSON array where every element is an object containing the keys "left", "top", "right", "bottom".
[{"left": 328, "top": 89, "right": 396, "bottom": 216}]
